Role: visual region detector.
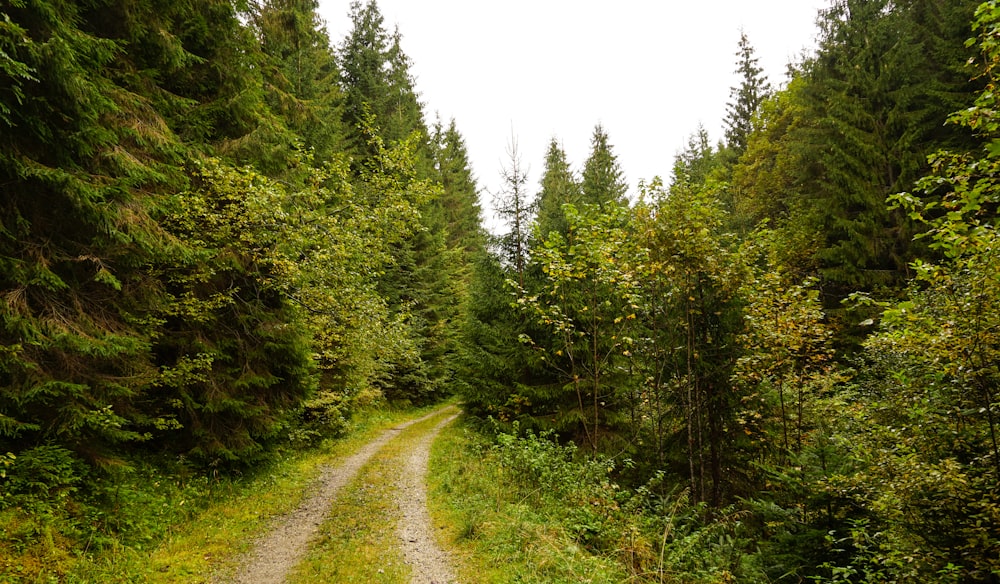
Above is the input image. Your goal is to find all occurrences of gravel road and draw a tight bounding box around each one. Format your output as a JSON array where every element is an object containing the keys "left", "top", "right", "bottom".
[{"left": 218, "top": 406, "right": 460, "bottom": 584}]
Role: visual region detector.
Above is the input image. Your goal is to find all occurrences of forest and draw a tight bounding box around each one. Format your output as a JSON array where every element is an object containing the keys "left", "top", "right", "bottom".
[{"left": 2, "top": 0, "right": 1000, "bottom": 581}]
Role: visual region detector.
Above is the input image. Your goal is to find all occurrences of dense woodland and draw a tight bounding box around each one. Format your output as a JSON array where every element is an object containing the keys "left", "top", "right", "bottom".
[{"left": 2, "top": 0, "right": 1000, "bottom": 581}]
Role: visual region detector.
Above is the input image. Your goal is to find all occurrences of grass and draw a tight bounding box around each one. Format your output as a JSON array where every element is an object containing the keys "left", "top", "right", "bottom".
[
  {"left": 288, "top": 406, "right": 459, "bottom": 584},
  {"left": 0, "top": 403, "right": 435, "bottom": 583},
  {"left": 425, "top": 418, "right": 630, "bottom": 584}
]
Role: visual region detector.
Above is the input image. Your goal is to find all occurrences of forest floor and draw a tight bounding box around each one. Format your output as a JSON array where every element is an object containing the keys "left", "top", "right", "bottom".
[{"left": 217, "top": 405, "right": 460, "bottom": 584}]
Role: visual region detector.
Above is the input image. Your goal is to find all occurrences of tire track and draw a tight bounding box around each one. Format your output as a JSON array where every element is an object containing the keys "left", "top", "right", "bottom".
[
  {"left": 395, "top": 412, "right": 461, "bottom": 584},
  {"left": 219, "top": 407, "right": 456, "bottom": 584}
]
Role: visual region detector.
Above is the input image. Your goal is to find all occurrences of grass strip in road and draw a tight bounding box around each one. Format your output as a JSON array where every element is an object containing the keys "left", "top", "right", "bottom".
[{"left": 287, "top": 406, "right": 458, "bottom": 584}]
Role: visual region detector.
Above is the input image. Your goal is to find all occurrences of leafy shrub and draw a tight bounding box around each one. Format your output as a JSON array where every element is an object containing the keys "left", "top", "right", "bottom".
[
  {"left": 290, "top": 386, "right": 385, "bottom": 446},
  {"left": 491, "top": 423, "right": 611, "bottom": 498}
]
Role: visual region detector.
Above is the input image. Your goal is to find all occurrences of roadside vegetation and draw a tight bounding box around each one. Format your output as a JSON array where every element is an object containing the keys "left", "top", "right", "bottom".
[
  {"left": 2, "top": 401, "right": 417, "bottom": 582},
  {"left": 429, "top": 420, "right": 756, "bottom": 584}
]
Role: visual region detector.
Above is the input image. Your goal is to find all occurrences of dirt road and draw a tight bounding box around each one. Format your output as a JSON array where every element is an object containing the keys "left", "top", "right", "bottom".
[{"left": 219, "top": 406, "right": 460, "bottom": 584}]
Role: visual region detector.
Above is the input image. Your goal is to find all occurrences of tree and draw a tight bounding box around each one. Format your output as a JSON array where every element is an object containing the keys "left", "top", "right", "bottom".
[
  {"left": 152, "top": 160, "right": 316, "bottom": 461},
  {"left": 534, "top": 138, "right": 582, "bottom": 242},
  {"left": 338, "top": 0, "right": 428, "bottom": 166},
  {"left": 0, "top": 0, "right": 190, "bottom": 463},
  {"left": 493, "top": 134, "right": 535, "bottom": 289},
  {"left": 521, "top": 203, "right": 644, "bottom": 452},
  {"left": 723, "top": 31, "right": 771, "bottom": 160},
  {"left": 432, "top": 117, "right": 485, "bottom": 255},
  {"left": 672, "top": 124, "right": 719, "bottom": 187},
  {"left": 801, "top": 0, "right": 980, "bottom": 303},
  {"left": 581, "top": 124, "right": 628, "bottom": 207},
  {"left": 830, "top": 7, "right": 1000, "bottom": 574},
  {"left": 634, "top": 178, "right": 746, "bottom": 506},
  {"left": 252, "top": 0, "right": 347, "bottom": 167}
]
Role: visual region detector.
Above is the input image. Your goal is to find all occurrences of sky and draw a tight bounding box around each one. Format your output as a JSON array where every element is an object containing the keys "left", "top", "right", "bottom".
[{"left": 317, "top": 1, "right": 830, "bottom": 221}]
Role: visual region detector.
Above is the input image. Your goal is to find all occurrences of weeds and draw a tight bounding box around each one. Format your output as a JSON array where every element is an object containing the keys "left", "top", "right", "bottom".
[{"left": 429, "top": 419, "right": 767, "bottom": 584}]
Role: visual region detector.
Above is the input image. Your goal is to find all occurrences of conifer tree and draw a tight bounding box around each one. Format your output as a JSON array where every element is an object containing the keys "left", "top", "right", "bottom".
[
  {"left": 337, "top": 2, "right": 459, "bottom": 402},
  {"left": 800, "top": 0, "right": 980, "bottom": 302},
  {"left": 724, "top": 31, "right": 771, "bottom": 160},
  {"left": 493, "top": 135, "right": 534, "bottom": 288},
  {"left": 432, "top": 118, "right": 485, "bottom": 255},
  {"left": 252, "top": 0, "right": 347, "bottom": 167},
  {"left": 581, "top": 124, "right": 628, "bottom": 207},
  {"left": 672, "top": 125, "right": 720, "bottom": 187},
  {"left": 338, "top": 0, "right": 428, "bottom": 165},
  {"left": 534, "top": 139, "right": 582, "bottom": 241},
  {"left": 0, "top": 0, "right": 187, "bottom": 462}
]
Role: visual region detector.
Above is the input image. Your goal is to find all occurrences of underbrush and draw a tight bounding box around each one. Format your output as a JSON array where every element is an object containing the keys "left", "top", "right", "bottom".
[
  {"left": 0, "top": 394, "right": 412, "bottom": 583},
  {"left": 428, "top": 420, "right": 766, "bottom": 584}
]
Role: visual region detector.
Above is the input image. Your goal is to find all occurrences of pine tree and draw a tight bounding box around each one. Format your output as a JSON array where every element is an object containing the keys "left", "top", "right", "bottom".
[
  {"left": 724, "top": 31, "right": 771, "bottom": 160},
  {"left": 581, "top": 124, "right": 628, "bottom": 207},
  {"left": 153, "top": 160, "right": 316, "bottom": 461},
  {"left": 534, "top": 138, "right": 582, "bottom": 241},
  {"left": 252, "top": 0, "right": 347, "bottom": 167},
  {"left": 338, "top": 0, "right": 428, "bottom": 166},
  {"left": 337, "top": 2, "right": 459, "bottom": 402}
]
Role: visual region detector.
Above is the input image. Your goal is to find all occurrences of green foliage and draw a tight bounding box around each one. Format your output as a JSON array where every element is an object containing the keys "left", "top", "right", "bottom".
[
  {"left": 338, "top": 0, "right": 429, "bottom": 167},
  {"left": 726, "top": 0, "right": 982, "bottom": 350},
  {"left": 734, "top": 253, "right": 833, "bottom": 463},
  {"left": 432, "top": 117, "right": 485, "bottom": 255},
  {"left": 252, "top": 0, "right": 347, "bottom": 167},
  {"left": 724, "top": 31, "right": 771, "bottom": 159},
  {"left": 580, "top": 124, "right": 628, "bottom": 208},
  {"left": 2, "top": 445, "right": 82, "bottom": 511},
  {"left": 520, "top": 202, "right": 644, "bottom": 450},
  {"left": 432, "top": 420, "right": 768, "bottom": 583},
  {"left": 0, "top": 0, "right": 182, "bottom": 468},
  {"left": 534, "top": 139, "right": 582, "bottom": 242},
  {"left": 774, "top": 4, "right": 1000, "bottom": 579},
  {"left": 633, "top": 177, "right": 748, "bottom": 506}
]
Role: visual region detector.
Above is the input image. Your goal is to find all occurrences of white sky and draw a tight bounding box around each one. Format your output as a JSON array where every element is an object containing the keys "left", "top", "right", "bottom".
[{"left": 317, "top": 1, "right": 829, "bottom": 220}]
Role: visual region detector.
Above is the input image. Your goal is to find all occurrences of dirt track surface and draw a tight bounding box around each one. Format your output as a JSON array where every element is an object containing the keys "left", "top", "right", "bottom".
[
  {"left": 395, "top": 413, "right": 460, "bottom": 584},
  {"left": 218, "top": 406, "right": 459, "bottom": 584}
]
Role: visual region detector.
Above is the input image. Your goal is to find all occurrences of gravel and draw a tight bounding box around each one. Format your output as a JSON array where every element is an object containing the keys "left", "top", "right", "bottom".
[
  {"left": 217, "top": 407, "right": 459, "bottom": 584},
  {"left": 395, "top": 413, "right": 461, "bottom": 584}
]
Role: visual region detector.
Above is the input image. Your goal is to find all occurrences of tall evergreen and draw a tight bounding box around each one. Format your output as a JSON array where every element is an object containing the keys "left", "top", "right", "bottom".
[
  {"left": 724, "top": 31, "right": 771, "bottom": 160},
  {"left": 338, "top": 0, "right": 428, "bottom": 166},
  {"left": 801, "top": 0, "right": 980, "bottom": 301},
  {"left": 492, "top": 135, "right": 534, "bottom": 288},
  {"left": 252, "top": 0, "right": 347, "bottom": 167},
  {"left": 580, "top": 124, "right": 628, "bottom": 207},
  {"left": 0, "top": 0, "right": 177, "bottom": 462},
  {"left": 432, "top": 118, "right": 485, "bottom": 255},
  {"left": 672, "top": 125, "right": 721, "bottom": 187},
  {"left": 534, "top": 139, "right": 582, "bottom": 241}
]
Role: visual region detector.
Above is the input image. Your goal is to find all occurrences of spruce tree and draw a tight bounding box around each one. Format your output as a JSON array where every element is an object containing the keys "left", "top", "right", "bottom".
[
  {"left": 672, "top": 125, "right": 720, "bottom": 187},
  {"left": 581, "top": 124, "right": 628, "bottom": 207},
  {"left": 252, "top": 0, "right": 347, "bottom": 167},
  {"left": 492, "top": 135, "right": 534, "bottom": 288},
  {"left": 432, "top": 118, "right": 485, "bottom": 255},
  {"left": 724, "top": 31, "right": 771, "bottom": 160},
  {"left": 0, "top": 0, "right": 185, "bottom": 462},
  {"left": 338, "top": 0, "right": 428, "bottom": 166},
  {"left": 801, "top": 0, "right": 980, "bottom": 302},
  {"left": 534, "top": 138, "right": 582, "bottom": 241}
]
